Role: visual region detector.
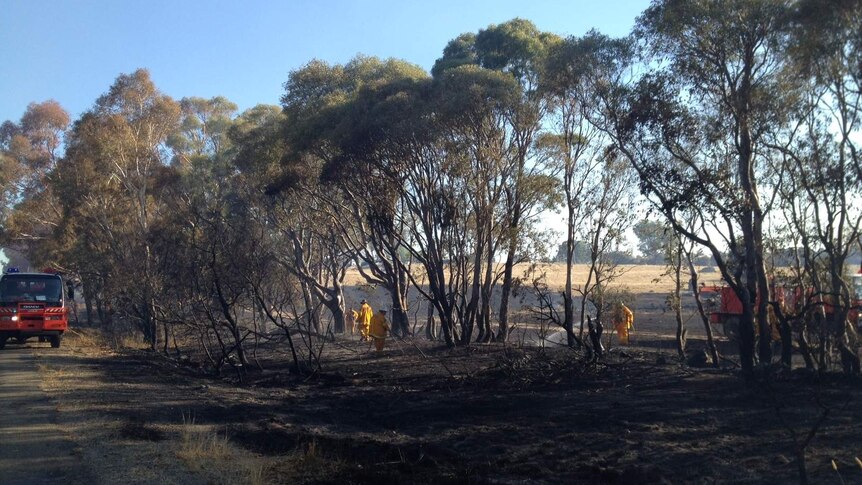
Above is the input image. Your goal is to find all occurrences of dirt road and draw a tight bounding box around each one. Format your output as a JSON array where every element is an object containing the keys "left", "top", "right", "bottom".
[{"left": 0, "top": 347, "right": 92, "bottom": 484}]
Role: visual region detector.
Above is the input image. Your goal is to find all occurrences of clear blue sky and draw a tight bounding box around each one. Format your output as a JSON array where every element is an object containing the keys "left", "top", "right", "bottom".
[{"left": 1, "top": 0, "right": 651, "bottom": 124}]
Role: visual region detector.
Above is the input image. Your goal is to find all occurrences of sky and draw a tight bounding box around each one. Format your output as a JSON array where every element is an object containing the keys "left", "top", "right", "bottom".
[{"left": 0, "top": 0, "right": 652, "bottom": 124}]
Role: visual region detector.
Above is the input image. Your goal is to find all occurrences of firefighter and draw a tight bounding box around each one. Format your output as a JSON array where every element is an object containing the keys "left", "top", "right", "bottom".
[
  {"left": 613, "top": 303, "right": 634, "bottom": 345},
  {"left": 369, "top": 309, "right": 390, "bottom": 352},
  {"left": 357, "top": 299, "right": 373, "bottom": 341},
  {"left": 350, "top": 308, "right": 359, "bottom": 335}
]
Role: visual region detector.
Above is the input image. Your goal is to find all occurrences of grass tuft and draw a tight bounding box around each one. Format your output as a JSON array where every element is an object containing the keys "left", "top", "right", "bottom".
[{"left": 177, "top": 413, "right": 270, "bottom": 485}]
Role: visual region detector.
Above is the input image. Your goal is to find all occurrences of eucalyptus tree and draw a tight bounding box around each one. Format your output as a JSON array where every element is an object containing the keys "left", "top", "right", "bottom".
[
  {"left": 308, "top": 61, "right": 499, "bottom": 346},
  {"left": 279, "top": 56, "right": 428, "bottom": 336},
  {"left": 0, "top": 100, "right": 69, "bottom": 194},
  {"left": 49, "top": 111, "right": 122, "bottom": 325},
  {"left": 633, "top": 219, "right": 670, "bottom": 264},
  {"left": 433, "top": 19, "right": 560, "bottom": 342},
  {"left": 386, "top": 78, "right": 470, "bottom": 347},
  {"left": 540, "top": 32, "right": 638, "bottom": 347},
  {"left": 228, "top": 105, "right": 304, "bottom": 369},
  {"left": 170, "top": 96, "right": 238, "bottom": 166},
  {"left": 582, "top": 1, "right": 791, "bottom": 374},
  {"left": 0, "top": 101, "right": 70, "bottom": 261},
  {"left": 50, "top": 69, "right": 181, "bottom": 347},
  {"left": 434, "top": 64, "right": 528, "bottom": 343},
  {"left": 158, "top": 95, "right": 267, "bottom": 365},
  {"left": 322, "top": 68, "right": 481, "bottom": 347},
  {"left": 763, "top": 0, "right": 862, "bottom": 373},
  {"left": 473, "top": 20, "right": 560, "bottom": 343},
  {"left": 767, "top": 105, "right": 862, "bottom": 373}
]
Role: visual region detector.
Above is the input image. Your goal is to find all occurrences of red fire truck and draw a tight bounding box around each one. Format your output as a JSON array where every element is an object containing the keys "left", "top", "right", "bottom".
[
  {"left": 703, "top": 269, "right": 862, "bottom": 339},
  {"left": 0, "top": 268, "right": 70, "bottom": 349}
]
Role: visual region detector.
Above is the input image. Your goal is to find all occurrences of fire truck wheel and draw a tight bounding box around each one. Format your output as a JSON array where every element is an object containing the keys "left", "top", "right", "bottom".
[
  {"left": 15, "top": 337, "right": 29, "bottom": 344},
  {"left": 49, "top": 335, "right": 61, "bottom": 348},
  {"left": 723, "top": 317, "right": 740, "bottom": 341},
  {"left": 0, "top": 337, "right": 6, "bottom": 350}
]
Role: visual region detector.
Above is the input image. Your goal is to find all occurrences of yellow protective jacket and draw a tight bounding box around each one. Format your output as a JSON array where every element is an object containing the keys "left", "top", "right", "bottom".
[
  {"left": 369, "top": 313, "right": 390, "bottom": 339},
  {"left": 621, "top": 305, "right": 634, "bottom": 330},
  {"left": 614, "top": 305, "right": 635, "bottom": 330},
  {"left": 358, "top": 303, "right": 373, "bottom": 326}
]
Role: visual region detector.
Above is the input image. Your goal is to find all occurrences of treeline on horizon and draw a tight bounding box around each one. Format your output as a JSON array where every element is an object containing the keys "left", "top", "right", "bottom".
[{"left": 0, "top": 0, "right": 860, "bottom": 377}]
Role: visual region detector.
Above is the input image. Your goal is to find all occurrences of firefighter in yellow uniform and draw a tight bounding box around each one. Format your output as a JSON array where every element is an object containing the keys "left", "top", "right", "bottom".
[
  {"left": 357, "top": 299, "right": 373, "bottom": 341},
  {"left": 613, "top": 303, "right": 634, "bottom": 345},
  {"left": 369, "top": 309, "right": 390, "bottom": 352},
  {"left": 350, "top": 309, "right": 359, "bottom": 335}
]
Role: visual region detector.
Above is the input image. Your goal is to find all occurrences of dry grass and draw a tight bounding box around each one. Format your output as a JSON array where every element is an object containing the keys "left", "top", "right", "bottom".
[
  {"left": 63, "top": 326, "right": 145, "bottom": 354},
  {"left": 106, "top": 330, "right": 148, "bottom": 350},
  {"left": 344, "top": 263, "right": 724, "bottom": 294},
  {"left": 36, "top": 363, "right": 71, "bottom": 391},
  {"left": 66, "top": 328, "right": 103, "bottom": 347},
  {"left": 178, "top": 414, "right": 269, "bottom": 485},
  {"left": 267, "top": 439, "right": 349, "bottom": 483}
]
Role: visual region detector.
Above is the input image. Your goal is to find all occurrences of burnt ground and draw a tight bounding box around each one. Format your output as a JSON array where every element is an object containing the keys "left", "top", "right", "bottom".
[{"left": 31, "top": 314, "right": 862, "bottom": 485}]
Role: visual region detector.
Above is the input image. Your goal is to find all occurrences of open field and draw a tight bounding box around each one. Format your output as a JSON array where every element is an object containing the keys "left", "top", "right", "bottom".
[
  {"left": 343, "top": 264, "right": 724, "bottom": 295},
  {"left": 18, "top": 265, "right": 860, "bottom": 484},
  {"left": 343, "top": 264, "right": 725, "bottom": 345}
]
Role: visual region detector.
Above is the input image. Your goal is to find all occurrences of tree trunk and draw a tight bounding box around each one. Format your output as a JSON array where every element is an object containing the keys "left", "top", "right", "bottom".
[
  {"left": 425, "top": 303, "right": 437, "bottom": 341},
  {"left": 300, "top": 280, "right": 316, "bottom": 334},
  {"left": 462, "top": 244, "right": 482, "bottom": 345},
  {"left": 478, "top": 242, "right": 495, "bottom": 343},
  {"left": 83, "top": 286, "right": 94, "bottom": 326},
  {"left": 688, "top": 258, "right": 720, "bottom": 367},
  {"left": 438, "top": 303, "right": 456, "bottom": 347},
  {"left": 738, "top": 282, "right": 757, "bottom": 375},
  {"left": 674, "top": 247, "right": 686, "bottom": 360},
  {"left": 390, "top": 295, "right": 410, "bottom": 338},
  {"left": 830, "top": 266, "right": 859, "bottom": 374},
  {"left": 331, "top": 281, "right": 345, "bottom": 334},
  {"left": 497, "top": 198, "right": 521, "bottom": 344},
  {"left": 797, "top": 326, "right": 815, "bottom": 370},
  {"left": 383, "top": 261, "right": 410, "bottom": 337},
  {"left": 562, "top": 201, "right": 577, "bottom": 348}
]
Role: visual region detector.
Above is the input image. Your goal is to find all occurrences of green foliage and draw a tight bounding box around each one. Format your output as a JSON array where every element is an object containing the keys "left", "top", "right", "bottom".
[
  {"left": 433, "top": 18, "right": 558, "bottom": 86},
  {"left": 633, "top": 219, "right": 671, "bottom": 264},
  {"left": 553, "top": 241, "right": 592, "bottom": 264},
  {"left": 431, "top": 33, "right": 477, "bottom": 76},
  {"left": 433, "top": 64, "right": 520, "bottom": 125}
]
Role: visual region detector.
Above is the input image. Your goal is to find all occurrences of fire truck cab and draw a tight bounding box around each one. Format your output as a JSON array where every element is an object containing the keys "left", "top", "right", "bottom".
[
  {"left": 0, "top": 268, "right": 70, "bottom": 349},
  {"left": 704, "top": 269, "right": 862, "bottom": 340}
]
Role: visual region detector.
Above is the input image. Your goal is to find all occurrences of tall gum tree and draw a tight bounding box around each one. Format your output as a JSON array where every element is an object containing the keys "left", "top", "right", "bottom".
[
  {"left": 326, "top": 63, "right": 518, "bottom": 346},
  {"left": 540, "top": 32, "right": 639, "bottom": 348},
  {"left": 770, "top": 0, "right": 862, "bottom": 373},
  {"left": 433, "top": 64, "right": 517, "bottom": 344},
  {"left": 433, "top": 19, "right": 559, "bottom": 343},
  {"left": 314, "top": 59, "right": 429, "bottom": 338},
  {"left": 162, "top": 95, "right": 261, "bottom": 362},
  {"left": 588, "top": 1, "right": 791, "bottom": 374},
  {"left": 52, "top": 69, "right": 180, "bottom": 347},
  {"left": 228, "top": 105, "right": 304, "bottom": 369},
  {"left": 0, "top": 100, "right": 70, "bottom": 263},
  {"left": 280, "top": 56, "right": 428, "bottom": 336}
]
